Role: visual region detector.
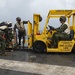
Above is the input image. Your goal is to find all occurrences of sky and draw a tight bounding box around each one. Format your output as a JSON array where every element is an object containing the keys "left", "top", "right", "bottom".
[{"left": 0, "top": 0, "right": 75, "bottom": 30}]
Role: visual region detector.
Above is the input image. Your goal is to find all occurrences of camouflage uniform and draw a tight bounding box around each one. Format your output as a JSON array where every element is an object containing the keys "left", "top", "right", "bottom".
[
  {"left": 52, "top": 16, "right": 70, "bottom": 47},
  {"left": 14, "top": 20, "right": 27, "bottom": 47},
  {"left": 0, "top": 32, "right": 6, "bottom": 54}
]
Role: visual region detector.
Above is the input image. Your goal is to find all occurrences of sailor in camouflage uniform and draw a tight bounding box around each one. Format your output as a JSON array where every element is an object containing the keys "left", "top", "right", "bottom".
[
  {"left": 14, "top": 17, "right": 28, "bottom": 47},
  {"left": 52, "top": 16, "right": 70, "bottom": 47}
]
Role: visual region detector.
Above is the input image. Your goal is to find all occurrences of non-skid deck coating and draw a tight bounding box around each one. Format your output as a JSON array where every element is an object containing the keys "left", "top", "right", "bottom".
[{"left": 0, "top": 50, "right": 75, "bottom": 75}]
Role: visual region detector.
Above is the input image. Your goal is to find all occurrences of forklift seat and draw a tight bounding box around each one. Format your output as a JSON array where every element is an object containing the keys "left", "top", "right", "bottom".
[{"left": 69, "top": 30, "right": 74, "bottom": 40}]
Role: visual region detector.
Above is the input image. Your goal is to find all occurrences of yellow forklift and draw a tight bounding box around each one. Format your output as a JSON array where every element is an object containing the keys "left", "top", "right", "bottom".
[{"left": 28, "top": 10, "right": 75, "bottom": 52}]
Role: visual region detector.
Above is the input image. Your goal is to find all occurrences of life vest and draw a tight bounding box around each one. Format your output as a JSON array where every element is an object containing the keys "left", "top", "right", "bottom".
[
  {"left": 16, "top": 22, "right": 25, "bottom": 32},
  {"left": 64, "top": 22, "right": 70, "bottom": 34}
]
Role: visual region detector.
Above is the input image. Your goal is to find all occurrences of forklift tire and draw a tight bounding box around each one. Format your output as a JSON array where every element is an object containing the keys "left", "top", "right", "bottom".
[
  {"left": 33, "top": 41, "right": 46, "bottom": 52},
  {"left": 72, "top": 45, "right": 75, "bottom": 52}
]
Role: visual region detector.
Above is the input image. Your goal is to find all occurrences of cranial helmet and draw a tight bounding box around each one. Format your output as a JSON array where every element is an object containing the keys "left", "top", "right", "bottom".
[
  {"left": 59, "top": 16, "right": 66, "bottom": 22},
  {"left": 16, "top": 17, "right": 21, "bottom": 21}
]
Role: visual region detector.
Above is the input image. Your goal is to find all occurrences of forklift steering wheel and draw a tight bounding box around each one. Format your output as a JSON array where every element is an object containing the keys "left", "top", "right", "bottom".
[
  {"left": 48, "top": 25, "right": 55, "bottom": 30},
  {"left": 46, "top": 25, "right": 56, "bottom": 34}
]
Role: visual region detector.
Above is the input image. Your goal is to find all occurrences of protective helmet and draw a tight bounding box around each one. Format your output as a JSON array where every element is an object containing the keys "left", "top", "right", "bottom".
[
  {"left": 16, "top": 17, "right": 21, "bottom": 21},
  {"left": 59, "top": 16, "right": 66, "bottom": 22}
]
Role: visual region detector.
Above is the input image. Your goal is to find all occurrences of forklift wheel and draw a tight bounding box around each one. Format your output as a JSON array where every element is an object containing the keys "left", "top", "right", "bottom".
[
  {"left": 72, "top": 45, "right": 75, "bottom": 52},
  {"left": 33, "top": 41, "right": 46, "bottom": 52}
]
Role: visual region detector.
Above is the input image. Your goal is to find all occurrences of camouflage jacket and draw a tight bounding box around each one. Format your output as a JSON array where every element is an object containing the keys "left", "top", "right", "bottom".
[
  {"left": 14, "top": 21, "right": 28, "bottom": 35},
  {"left": 56, "top": 23, "right": 70, "bottom": 34}
]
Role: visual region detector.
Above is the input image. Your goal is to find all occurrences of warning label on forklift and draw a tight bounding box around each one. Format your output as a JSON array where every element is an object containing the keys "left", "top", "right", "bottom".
[{"left": 59, "top": 41, "right": 74, "bottom": 52}]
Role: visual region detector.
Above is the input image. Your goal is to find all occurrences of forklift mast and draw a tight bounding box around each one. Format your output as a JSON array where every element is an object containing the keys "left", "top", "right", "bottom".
[
  {"left": 33, "top": 14, "right": 42, "bottom": 41},
  {"left": 33, "top": 14, "right": 39, "bottom": 35}
]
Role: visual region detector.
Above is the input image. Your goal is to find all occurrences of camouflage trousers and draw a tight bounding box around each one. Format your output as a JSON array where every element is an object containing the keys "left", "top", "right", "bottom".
[
  {"left": 52, "top": 32, "right": 69, "bottom": 46},
  {"left": 18, "top": 31, "right": 26, "bottom": 46},
  {"left": 0, "top": 35, "right": 6, "bottom": 54}
]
